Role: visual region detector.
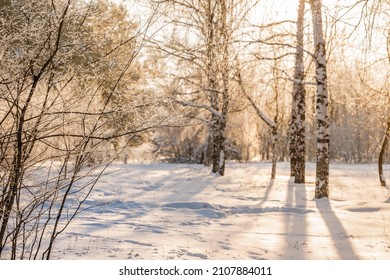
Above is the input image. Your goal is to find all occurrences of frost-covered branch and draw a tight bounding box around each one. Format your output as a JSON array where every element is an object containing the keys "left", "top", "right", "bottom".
[
  {"left": 235, "top": 69, "right": 275, "bottom": 128},
  {"left": 175, "top": 100, "right": 222, "bottom": 118}
]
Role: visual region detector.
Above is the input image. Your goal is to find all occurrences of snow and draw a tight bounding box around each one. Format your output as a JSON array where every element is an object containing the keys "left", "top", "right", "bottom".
[{"left": 51, "top": 162, "right": 390, "bottom": 260}]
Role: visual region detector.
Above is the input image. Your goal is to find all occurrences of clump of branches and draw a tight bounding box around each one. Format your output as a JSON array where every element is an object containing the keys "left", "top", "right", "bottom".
[{"left": 0, "top": 0, "right": 167, "bottom": 259}]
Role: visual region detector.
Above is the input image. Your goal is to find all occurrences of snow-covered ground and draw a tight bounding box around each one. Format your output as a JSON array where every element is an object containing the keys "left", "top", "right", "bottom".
[{"left": 52, "top": 162, "right": 390, "bottom": 260}]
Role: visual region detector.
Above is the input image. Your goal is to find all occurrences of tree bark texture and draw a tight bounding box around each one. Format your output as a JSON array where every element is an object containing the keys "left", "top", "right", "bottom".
[
  {"left": 290, "top": 0, "right": 306, "bottom": 183},
  {"left": 207, "top": 0, "right": 229, "bottom": 176},
  {"left": 217, "top": 0, "right": 229, "bottom": 176},
  {"left": 310, "top": 0, "right": 330, "bottom": 198}
]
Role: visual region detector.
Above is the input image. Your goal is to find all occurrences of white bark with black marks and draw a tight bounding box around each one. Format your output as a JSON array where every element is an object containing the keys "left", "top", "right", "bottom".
[
  {"left": 290, "top": 0, "right": 306, "bottom": 183},
  {"left": 310, "top": 0, "right": 330, "bottom": 198}
]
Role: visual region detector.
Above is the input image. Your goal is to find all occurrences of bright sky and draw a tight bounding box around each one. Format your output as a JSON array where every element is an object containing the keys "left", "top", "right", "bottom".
[
  {"left": 256, "top": 0, "right": 388, "bottom": 59},
  {"left": 119, "top": 0, "right": 388, "bottom": 67}
]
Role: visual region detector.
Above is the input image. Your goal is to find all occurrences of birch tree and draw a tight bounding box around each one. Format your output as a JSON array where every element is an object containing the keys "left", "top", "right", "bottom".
[
  {"left": 289, "top": 0, "right": 306, "bottom": 183},
  {"left": 309, "top": 0, "right": 330, "bottom": 198},
  {"left": 155, "top": 0, "right": 252, "bottom": 175},
  {"left": 207, "top": 0, "right": 230, "bottom": 175}
]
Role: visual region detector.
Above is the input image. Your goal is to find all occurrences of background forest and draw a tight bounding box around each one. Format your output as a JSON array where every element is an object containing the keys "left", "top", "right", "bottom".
[{"left": 0, "top": 0, "right": 389, "bottom": 259}]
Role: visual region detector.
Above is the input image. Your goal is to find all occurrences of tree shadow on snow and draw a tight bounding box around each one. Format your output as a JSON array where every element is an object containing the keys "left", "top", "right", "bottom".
[
  {"left": 257, "top": 179, "right": 276, "bottom": 207},
  {"left": 316, "top": 199, "right": 359, "bottom": 259},
  {"left": 283, "top": 178, "right": 307, "bottom": 259}
]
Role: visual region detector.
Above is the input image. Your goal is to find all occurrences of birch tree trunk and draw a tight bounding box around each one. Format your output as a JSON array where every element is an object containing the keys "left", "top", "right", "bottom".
[
  {"left": 310, "top": 0, "right": 330, "bottom": 198},
  {"left": 378, "top": 116, "right": 390, "bottom": 187},
  {"left": 205, "top": 0, "right": 223, "bottom": 175},
  {"left": 209, "top": 0, "right": 229, "bottom": 176},
  {"left": 205, "top": 0, "right": 220, "bottom": 174},
  {"left": 290, "top": 0, "right": 306, "bottom": 183},
  {"left": 217, "top": 0, "right": 230, "bottom": 176}
]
